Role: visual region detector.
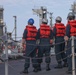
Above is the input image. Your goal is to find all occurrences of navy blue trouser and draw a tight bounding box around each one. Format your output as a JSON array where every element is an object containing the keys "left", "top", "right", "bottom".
[
  {"left": 24, "top": 40, "right": 38, "bottom": 69},
  {"left": 55, "top": 37, "right": 67, "bottom": 64},
  {"left": 38, "top": 38, "right": 51, "bottom": 64},
  {"left": 66, "top": 39, "right": 76, "bottom": 71}
]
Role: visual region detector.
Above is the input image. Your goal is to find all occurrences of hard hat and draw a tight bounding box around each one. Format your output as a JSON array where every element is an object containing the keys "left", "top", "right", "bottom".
[
  {"left": 67, "top": 12, "right": 75, "bottom": 20},
  {"left": 42, "top": 19, "right": 48, "bottom": 23},
  {"left": 55, "top": 16, "right": 62, "bottom": 22},
  {"left": 28, "top": 18, "right": 34, "bottom": 25}
]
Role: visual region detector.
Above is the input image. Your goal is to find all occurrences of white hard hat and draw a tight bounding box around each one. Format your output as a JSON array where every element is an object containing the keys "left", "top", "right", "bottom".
[
  {"left": 68, "top": 12, "right": 75, "bottom": 17},
  {"left": 42, "top": 19, "right": 48, "bottom": 23},
  {"left": 55, "top": 16, "right": 62, "bottom": 21},
  {"left": 67, "top": 12, "right": 75, "bottom": 20}
]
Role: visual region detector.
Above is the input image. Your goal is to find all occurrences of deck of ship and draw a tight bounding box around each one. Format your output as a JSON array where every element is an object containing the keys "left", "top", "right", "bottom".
[{"left": 0, "top": 55, "right": 72, "bottom": 75}]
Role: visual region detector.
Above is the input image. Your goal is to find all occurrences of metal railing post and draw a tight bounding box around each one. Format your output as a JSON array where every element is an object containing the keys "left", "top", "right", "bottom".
[
  {"left": 71, "top": 36, "right": 75, "bottom": 75},
  {"left": 5, "top": 41, "right": 8, "bottom": 75}
]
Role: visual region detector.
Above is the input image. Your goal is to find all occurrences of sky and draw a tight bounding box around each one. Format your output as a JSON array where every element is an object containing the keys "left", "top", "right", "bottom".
[{"left": 0, "top": 0, "right": 75, "bottom": 40}]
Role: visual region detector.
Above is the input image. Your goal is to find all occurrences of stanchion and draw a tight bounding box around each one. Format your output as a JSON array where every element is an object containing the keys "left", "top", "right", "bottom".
[
  {"left": 71, "top": 36, "right": 75, "bottom": 75},
  {"left": 5, "top": 41, "right": 8, "bottom": 75}
]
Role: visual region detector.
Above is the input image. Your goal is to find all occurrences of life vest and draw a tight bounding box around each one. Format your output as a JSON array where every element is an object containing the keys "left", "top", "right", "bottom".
[
  {"left": 68, "top": 20, "right": 76, "bottom": 36},
  {"left": 26, "top": 25, "right": 37, "bottom": 40},
  {"left": 55, "top": 23, "right": 65, "bottom": 36},
  {"left": 40, "top": 24, "right": 51, "bottom": 38}
]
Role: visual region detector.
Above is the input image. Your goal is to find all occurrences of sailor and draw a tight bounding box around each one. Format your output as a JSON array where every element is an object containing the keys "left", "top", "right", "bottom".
[
  {"left": 53, "top": 16, "right": 67, "bottom": 68},
  {"left": 64, "top": 12, "right": 76, "bottom": 74},
  {"left": 22, "top": 18, "right": 38, "bottom": 73},
  {"left": 37, "top": 19, "right": 53, "bottom": 71}
]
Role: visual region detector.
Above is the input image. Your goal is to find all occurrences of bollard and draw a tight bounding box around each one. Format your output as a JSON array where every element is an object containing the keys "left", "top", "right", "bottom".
[{"left": 71, "top": 36, "right": 75, "bottom": 75}]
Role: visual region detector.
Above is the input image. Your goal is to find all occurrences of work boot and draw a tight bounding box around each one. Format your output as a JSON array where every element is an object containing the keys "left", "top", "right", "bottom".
[
  {"left": 54, "top": 64, "right": 63, "bottom": 69},
  {"left": 37, "top": 64, "right": 41, "bottom": 71},
  {"left": 46, "top": 64, "right": 51, "bottom": 71},
  {"left": 63, "top": 62, "right": 68, "bottom": 67},
  {"left": 66, "top": 70, "right": 72, "bottom": 74},
  {"left": 20, "top": 69, "right": 28, "bottom": 74},
  {"left": 33, "top": 68, "right": 38, "bottom": 72}
]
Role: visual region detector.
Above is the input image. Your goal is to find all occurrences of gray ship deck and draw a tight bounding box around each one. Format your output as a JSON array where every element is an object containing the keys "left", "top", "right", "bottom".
[{"left": 0, "top": 56, "right": 72, "bottom": 75}]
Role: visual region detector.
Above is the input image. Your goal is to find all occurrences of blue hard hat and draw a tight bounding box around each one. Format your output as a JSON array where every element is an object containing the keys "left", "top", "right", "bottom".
[{"left": 28, "top": 18, "right": 34, "bottom": 25}]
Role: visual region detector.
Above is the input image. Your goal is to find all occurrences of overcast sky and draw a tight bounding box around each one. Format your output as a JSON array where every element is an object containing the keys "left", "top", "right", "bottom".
[{"left": 0, "top": 0, "right": 75, "bottom": 40}]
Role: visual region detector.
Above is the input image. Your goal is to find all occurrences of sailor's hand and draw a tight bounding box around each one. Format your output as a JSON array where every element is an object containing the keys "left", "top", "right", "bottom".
[
  {"left": 50, "top": 39, "right": 53, "bottom": 44},
  {"left": 64, "top": 36, "right": 69, "bottom": 41}
]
